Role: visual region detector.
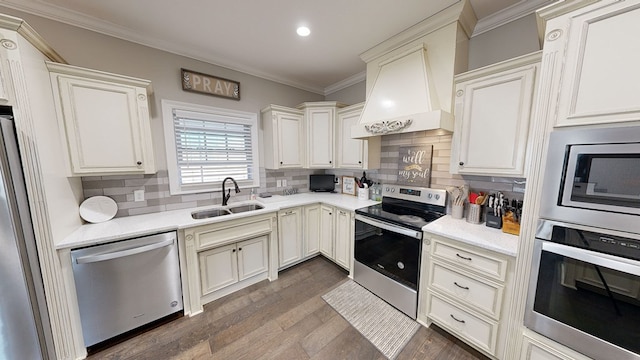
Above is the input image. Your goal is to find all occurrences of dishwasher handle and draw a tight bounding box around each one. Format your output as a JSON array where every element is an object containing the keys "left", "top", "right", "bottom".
[{"left": 75, "top": 238, "right": 175, "bottom": 264}]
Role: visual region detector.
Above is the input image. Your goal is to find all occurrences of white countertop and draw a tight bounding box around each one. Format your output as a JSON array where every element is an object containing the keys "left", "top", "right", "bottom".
[
  {"left": 423, "top": 215, "right": 519, "bottom": 257},
  {"left": 57, "top": 193, "right": 379, "bottom": 249}
]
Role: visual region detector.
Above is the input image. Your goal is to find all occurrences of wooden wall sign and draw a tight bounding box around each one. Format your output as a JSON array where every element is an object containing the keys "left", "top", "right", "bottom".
[
  {"left": 397, "top": 145, "right": 433, "bottom": 186},
  {"left": 181, "top": 68, "right": 240, "bottom": 100}
]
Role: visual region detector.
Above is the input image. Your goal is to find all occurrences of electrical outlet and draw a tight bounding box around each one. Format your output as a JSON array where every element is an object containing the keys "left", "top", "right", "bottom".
[
  {"left": 276, "top": 179, "right": 282, "bottom": 188},
  {"left": 335, "top": 177, "right": 340, "bottom": 185},
  {"left": 134, "top": 189, "right": 145, "bottom": 202},
  {"left": 282, "top": 179, "right": 287, "bottom": 187}
]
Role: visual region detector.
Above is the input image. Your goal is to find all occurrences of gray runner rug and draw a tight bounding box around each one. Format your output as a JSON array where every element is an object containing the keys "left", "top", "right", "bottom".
[{"left": 322, "top": 280, "right": 420, "bottom": 359}]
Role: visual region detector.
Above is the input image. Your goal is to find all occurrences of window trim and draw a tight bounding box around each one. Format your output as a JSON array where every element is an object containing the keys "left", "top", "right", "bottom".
[{"left": 161, "top": 99, "right": 260, "bottom": 195}]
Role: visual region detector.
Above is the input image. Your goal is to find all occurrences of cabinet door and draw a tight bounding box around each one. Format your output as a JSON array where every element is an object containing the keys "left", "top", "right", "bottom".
[
  {"left": 303, "top": 204, "right": 321, "bottom": 256},
  {"left": 50, "top": 71, "right": 155, "bottom": 176},
  {"left": 554, "top": 1, "right": 640, "bottom": 127},
  {"left": 198, "top": 243, "right": 238, "bottom": 295},
  {"left": 336, "top": 105, "right": 365, "bottom": 169},
  {"left": 319, "top": 205, "right": 334, "bottom": 258},
  {"left": 237, "top": 235, "right": 268, "bottom": 281},
  {"left": 452, "top": 61, "right": 537, "bottom": 177},
  {"left": 306, "top": 107, "right": 334, "bottom": 168},
  {"left": 278, "top": 207, "right": 303, "bottom": 268},
  {"left": 334, "top": 209, "right": 352, "bottom": 270},
  {"left": 277, "top": 112, "right": 305, "bottom": 168}
]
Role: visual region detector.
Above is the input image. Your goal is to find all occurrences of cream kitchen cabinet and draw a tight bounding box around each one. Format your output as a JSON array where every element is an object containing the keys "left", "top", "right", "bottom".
[
  {"left": 303, "top": 204, "right": 321, "bottom": 257},
  {"left": 198, "top": 236, "right": 268, "bottom": 295},
  {"left": 419, "top": 233, "right": 514, "bottom": 359},
  {"left": 318, "top": 205, "right": 352, "bottom": 271},
  {"left": 261, "top": 105, "right": 305, "bottom": 169},
  {"left": 319, "top": 205, "right": 335, "bottom": 258},
  {"left": 183, "top": 213, "right": 278, "bottom": 314},
  {"left": 278, "top": 207, "right": 303, "bottom": 269},
  {"left": 47, "top": 62, "right": 156, "bottom": 176},
  {"left": 336, "top": 103, "right": 381, "bottom": 170},
  {"left": 334, "top": 208, "right": 353, "bottom": 270},
  {"left": 548, "top": 1, "right": 640, "bottom": 127},
  {"left": 521, "top": 331, "right": 592, "bottom": 360},
  {"left": 450, "top": 52, "right": 541, "bottom": 177},
  {"left": 297, "top": 102, "right": 346, "bottom": 168}
]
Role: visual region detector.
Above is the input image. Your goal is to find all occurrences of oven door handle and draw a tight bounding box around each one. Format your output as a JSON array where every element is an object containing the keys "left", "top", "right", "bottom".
[
  {"left": 355, "top": 214, "right": 422, "bottom": 239},
  {"left": 542, "top": 241, "right": 640, "bottom": 276}
]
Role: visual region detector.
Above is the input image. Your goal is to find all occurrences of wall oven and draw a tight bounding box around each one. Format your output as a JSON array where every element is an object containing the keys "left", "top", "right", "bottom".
[
  {"left": 525, "top": 220, "right": 640, "bottom": 360},
  {"left": 354, "top": 184, "right": 446, "bottom": 319},
  {"left": 527, "top": 125, "right": 640, "bottom": 359}
]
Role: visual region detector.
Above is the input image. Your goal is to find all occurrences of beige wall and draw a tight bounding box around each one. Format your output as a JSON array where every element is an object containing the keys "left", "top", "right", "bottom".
[
  {"left": 324, "top": 81, "right": 366, "bottom": 105},
  {"left": 468, "top": 14, "right": 540, "bottom": 70}
]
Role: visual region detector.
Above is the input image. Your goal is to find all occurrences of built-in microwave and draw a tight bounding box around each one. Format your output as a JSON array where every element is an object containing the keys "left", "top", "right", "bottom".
[{"left": 539, "top": 125, "right": 640, "bottom": 235}]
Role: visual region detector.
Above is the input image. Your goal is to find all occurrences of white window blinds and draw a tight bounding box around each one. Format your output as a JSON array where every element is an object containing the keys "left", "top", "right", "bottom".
[{"left": 163, "top": 101, "right": 259, "bottom": 195}]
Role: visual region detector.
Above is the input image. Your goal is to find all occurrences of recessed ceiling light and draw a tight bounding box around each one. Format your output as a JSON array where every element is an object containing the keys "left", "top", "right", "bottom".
[{"left": 296, "top": 26, "right": 311, "bottom": 37}]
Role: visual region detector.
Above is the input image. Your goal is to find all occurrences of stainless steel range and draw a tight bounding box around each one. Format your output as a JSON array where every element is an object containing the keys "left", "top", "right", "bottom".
[{"left": 354, "top": 184, "right": 446, "bottom": 319}]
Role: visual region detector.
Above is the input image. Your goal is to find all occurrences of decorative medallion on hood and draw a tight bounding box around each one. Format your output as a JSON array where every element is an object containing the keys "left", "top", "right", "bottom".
[{"left": 365, "top": 119, "right": 412, "bottom": 135}]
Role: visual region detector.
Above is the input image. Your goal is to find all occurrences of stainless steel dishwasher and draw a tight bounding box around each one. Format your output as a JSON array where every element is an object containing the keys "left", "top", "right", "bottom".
[{"left": 71, "top": 231, "right": 183, "bottom": 347}]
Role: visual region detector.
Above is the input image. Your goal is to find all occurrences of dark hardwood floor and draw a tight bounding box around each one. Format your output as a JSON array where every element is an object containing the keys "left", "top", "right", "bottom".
[{"left": 88, "top": 256, "right": 487, "bottom": 360}]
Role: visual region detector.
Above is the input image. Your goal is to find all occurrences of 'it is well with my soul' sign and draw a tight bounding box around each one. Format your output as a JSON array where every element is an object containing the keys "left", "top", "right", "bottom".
[
  {"left": 397, "top": 145, "right": 432, "bottom": 186},
  {"left": 181, "top": 68, "right": 240, "bottom": 100}
]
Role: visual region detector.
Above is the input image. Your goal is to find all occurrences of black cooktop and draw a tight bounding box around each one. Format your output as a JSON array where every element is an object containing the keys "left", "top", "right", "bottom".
[{"left": 356, "top": 198, "right": 445, "bottom": 231}]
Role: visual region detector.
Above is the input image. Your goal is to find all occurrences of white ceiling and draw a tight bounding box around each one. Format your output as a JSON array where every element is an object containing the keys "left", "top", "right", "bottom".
[{"left": 0, "top": 0, "right": 553, "bottom": 94}]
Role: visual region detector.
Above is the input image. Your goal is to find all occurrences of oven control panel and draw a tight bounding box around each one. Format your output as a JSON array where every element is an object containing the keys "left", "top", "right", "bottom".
[{"left": 382, "top": 184, "right": 446, "bottom": 206}]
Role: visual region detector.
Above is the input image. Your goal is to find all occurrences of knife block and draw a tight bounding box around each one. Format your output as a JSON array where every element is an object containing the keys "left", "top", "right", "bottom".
[
  {"left": 502, "top": 211, "right": 520, "bottom": 235},
  {"left": 485, "top": 213, "right": 502, "bottom": 229}
]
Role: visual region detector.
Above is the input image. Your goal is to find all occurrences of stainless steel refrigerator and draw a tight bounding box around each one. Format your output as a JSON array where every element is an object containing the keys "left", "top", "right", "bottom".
[{"left": 0, "top": 113, "right": 55, "bottom": 359}]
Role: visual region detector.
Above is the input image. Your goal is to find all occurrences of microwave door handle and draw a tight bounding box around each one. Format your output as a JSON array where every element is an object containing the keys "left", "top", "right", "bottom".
[
  {"left": 542, "top": 242, "right": 640, "bottom": 277},
  {"left": 75, "top": 238, "right": 175, "bottom": 264},
  {"left": 355, "top": 214, "right": 422, "bottom": 239}
]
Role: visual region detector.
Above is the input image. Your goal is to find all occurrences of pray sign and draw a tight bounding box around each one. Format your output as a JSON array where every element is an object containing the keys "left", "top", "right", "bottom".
[{"left": 181, "top": 68, "right": 240, "bottom": 100}]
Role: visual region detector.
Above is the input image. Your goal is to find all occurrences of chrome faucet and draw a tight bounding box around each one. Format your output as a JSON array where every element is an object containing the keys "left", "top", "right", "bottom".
[{"left": 222, "top": 177, "right": 240, "bottom": 206}]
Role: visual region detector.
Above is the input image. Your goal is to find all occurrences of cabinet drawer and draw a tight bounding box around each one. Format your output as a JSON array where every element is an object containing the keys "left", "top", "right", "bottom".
[
  {"left": 427, "top": 293, "right": 498, "bottom": 355},
  {"left": 431, "top": 238, "right": 508, "bottom": 281},
  {"left": 429, "top": 261, "right": 503, "bottom": 319}
]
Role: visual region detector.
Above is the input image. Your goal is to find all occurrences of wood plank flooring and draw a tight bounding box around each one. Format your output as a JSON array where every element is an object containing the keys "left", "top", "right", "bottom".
[{"left": 88, "top": 256, "right": 488, "bottom": 360}]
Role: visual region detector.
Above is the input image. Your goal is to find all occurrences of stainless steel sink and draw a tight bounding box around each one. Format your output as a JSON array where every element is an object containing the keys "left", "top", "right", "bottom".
[
  {"left": 228, "top": 204, "right": 264, "bottom": 213},
  {"left": 191, "top": 208, "right": 232, "bottom": 219}
]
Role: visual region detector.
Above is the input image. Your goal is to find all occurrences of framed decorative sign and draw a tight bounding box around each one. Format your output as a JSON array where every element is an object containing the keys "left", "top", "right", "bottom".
[
  {"left": 397, "top": 145, "right": 433, "bottom": 186},
  {"left": 181, "top": 68, "right": 240, "bottom": 100},
  {"left": 342, "top": 176, "right": 356, "bottom": 195}
]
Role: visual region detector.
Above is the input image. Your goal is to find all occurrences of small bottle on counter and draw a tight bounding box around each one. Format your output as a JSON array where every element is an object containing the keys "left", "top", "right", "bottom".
[{"left": 250, "top": 188, "right": 257, "bottom": 200}]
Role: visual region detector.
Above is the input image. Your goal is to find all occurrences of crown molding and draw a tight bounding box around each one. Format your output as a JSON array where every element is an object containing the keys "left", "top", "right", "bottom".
[
  {"left": 360, "top": 0, "right": 473, "bottom": 63},
  {"left": 323, "top": 71, "right": 365, "bottom": 96},
  {"left": 0, "top": 1, "right": 327, "bottom": 94},
  {"left": 472, "top": 0, "right": 556, "bottom": 37}
]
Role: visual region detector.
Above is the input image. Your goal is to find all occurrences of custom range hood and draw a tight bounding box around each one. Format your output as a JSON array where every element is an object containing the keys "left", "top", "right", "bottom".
[{"left": 352, "top": 1, "right": 476, "bottom": 139}]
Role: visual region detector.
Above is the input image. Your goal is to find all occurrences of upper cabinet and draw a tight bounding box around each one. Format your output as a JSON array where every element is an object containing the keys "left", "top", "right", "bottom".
[
  {"left": 297, "top": 102, "right": 344, "bottom": 168},
  {"left": 336, "top": 103, "right": 381, "bottom": 170},
  {"left": 261, "top": 105, "right": 305, "bottom": 169},
  {"left": 262, "top": 102, "right": 381, "bottom": 170},
  {"left": 549, "top": 1, "right": 640, "bottom": 127},
  {"left": 47, "top": 62, "right": 156, "bottom": 176},
  {"left": 450, "top": 52, "right": 541, "bottom": 177}
]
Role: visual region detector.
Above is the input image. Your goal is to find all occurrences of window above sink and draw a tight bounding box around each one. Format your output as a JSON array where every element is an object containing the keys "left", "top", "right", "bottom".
[{"left": 162, "top": 100, "right": 260, "bottom": 195}]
